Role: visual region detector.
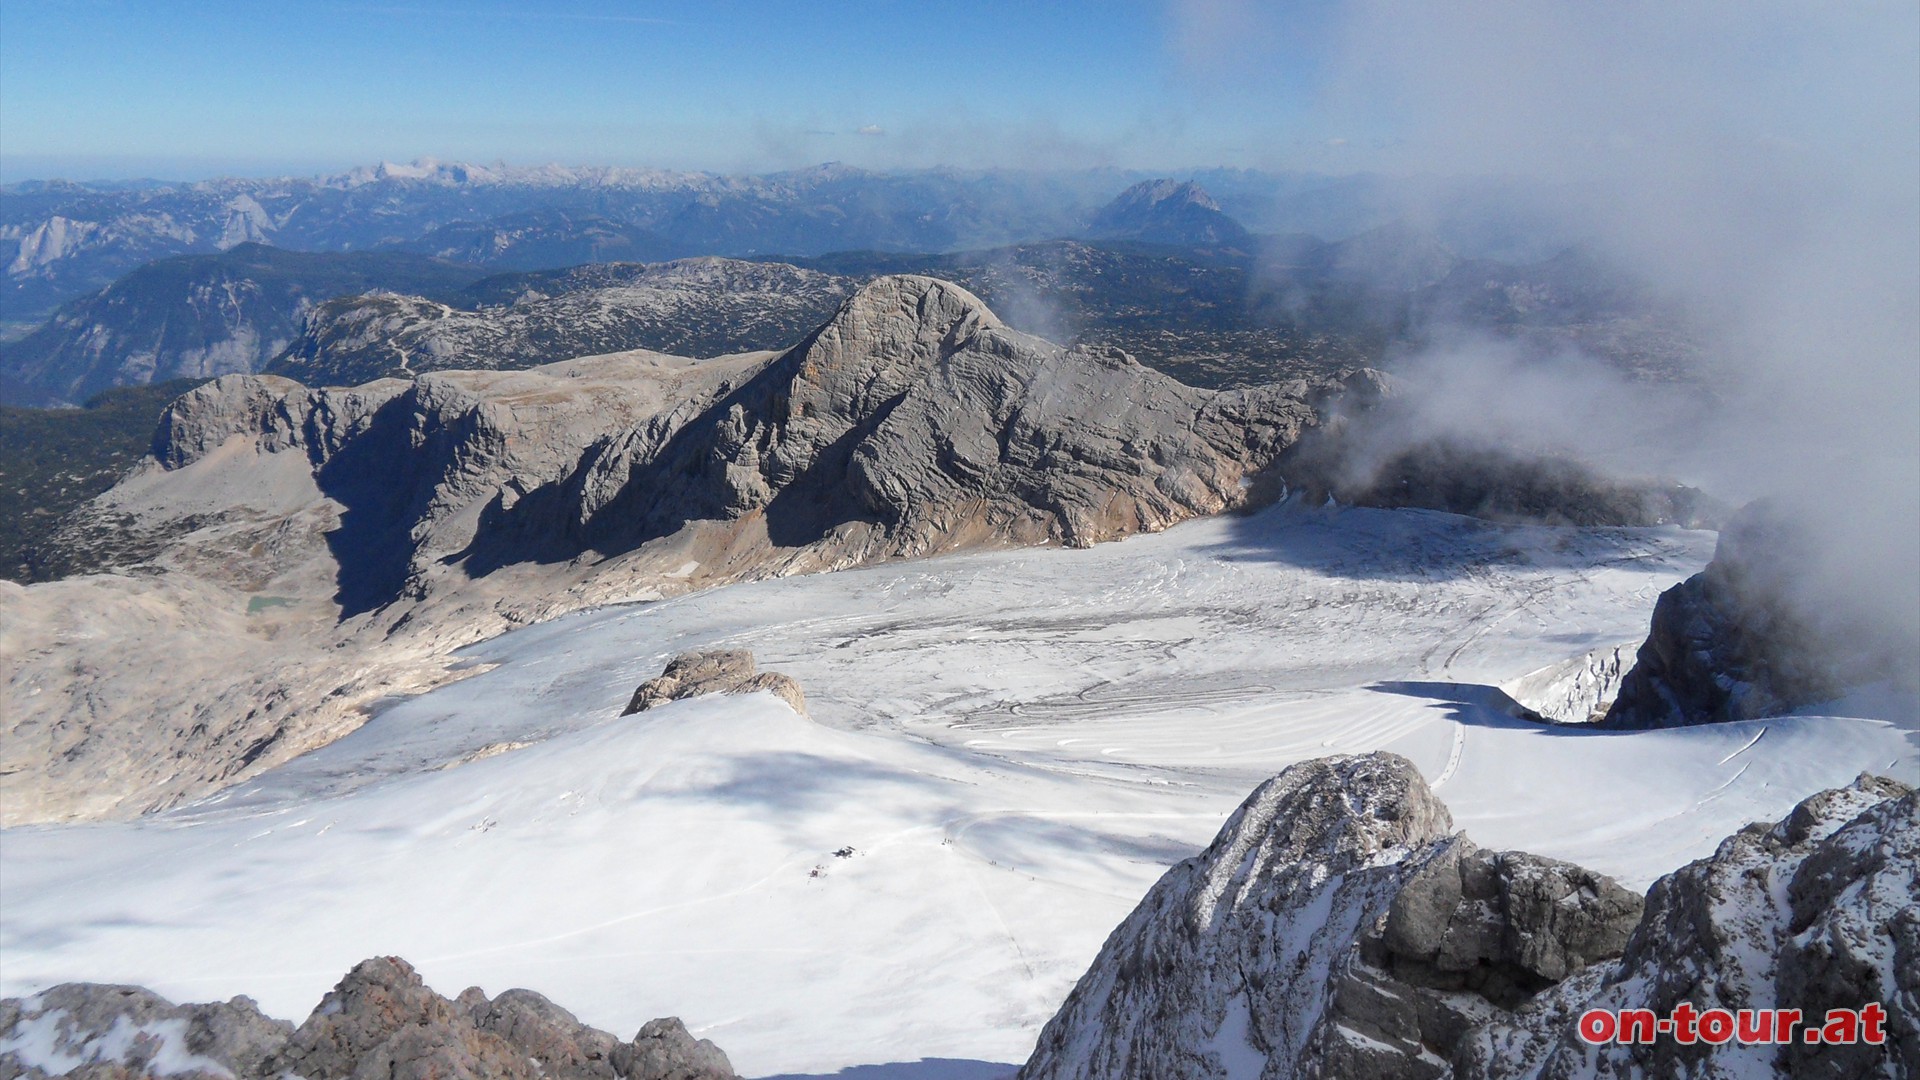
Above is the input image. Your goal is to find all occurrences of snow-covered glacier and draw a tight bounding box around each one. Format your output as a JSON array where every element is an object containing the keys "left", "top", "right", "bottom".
[{"left": 2, "top": 504, "right": 1914, "bottom": 1076}]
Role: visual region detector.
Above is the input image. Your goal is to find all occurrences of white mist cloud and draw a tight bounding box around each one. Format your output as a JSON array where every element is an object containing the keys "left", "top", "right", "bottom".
[{"left": 1175, "top": 0, "right": 1919, "bottom": 645}]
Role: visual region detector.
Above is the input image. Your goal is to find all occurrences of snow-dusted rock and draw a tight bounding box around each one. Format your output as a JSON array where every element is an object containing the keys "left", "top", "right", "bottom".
[
  {"left": 0, "top": 983, "right": 290, "bottom": 1079},
  {"left": 623, "top": 649, "right": 807, "bottom": 717},
  {"left": 0, "top": 957, "right": 737, "bottom": 1080},
  {"left": 1459, "top": 774, "right": 1917, "bottom": 1079},
  {"left": 1019, "top": 752, "right": 1455, "bottom": 1079},
  {"left": 1020, "top": 754, "right": 1916, "bottom": 1080}
]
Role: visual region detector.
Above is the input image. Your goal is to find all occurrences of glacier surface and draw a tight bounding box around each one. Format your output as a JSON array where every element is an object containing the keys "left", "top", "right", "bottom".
[{"left": 2, "top": 504, "right": 1914, "bottom": 1076}]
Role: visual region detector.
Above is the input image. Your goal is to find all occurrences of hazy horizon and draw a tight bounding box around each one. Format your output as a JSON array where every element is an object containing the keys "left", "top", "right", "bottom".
[{"left": 0, "top": 1, "right": 1360, "bottom": 182}]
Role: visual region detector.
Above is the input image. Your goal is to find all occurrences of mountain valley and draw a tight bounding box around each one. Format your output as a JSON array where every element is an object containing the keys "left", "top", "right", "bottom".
[
  {"left": 2, "top": 269, "right": 1911, "bottom": 1077},
  {"left": 7, "top": 2, "right": 1917, "bottom": 1075}
]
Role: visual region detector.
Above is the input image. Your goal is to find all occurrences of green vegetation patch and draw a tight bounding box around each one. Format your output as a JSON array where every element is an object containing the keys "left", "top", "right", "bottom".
[{"left": 0, "top": 378, "right": 207, "bottom": 582}]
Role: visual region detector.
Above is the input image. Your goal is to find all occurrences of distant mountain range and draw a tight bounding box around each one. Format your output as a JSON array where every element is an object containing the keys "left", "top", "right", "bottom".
[
  {"left": 0, "top": 214, "right": 1697, "bottom": 406},
  {"left": 0, "top": 163, "right": 1104, "bottom": 326},
  {"left": 2, "top": 161, "right": 1590, "bottom": 330}
]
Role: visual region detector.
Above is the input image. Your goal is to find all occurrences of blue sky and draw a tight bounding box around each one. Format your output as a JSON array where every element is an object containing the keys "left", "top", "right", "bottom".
[{"left": 0, "top": 0, "right": 1351, "bottom": 181}]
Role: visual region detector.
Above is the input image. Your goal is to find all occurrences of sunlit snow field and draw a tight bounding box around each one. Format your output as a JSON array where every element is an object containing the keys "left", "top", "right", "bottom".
[{"left": 3, "top": 504, "right": 1915, "bottom": 1077}]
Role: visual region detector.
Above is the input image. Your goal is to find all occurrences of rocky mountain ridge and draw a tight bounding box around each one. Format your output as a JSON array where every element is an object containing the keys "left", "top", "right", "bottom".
[
  {"left": 0, "top": 245, "right": 486, "bottom": 405},
  {"left": 0, "top": 275, "right": 1376, "bottom": 824},
  {"left": 1019, "top": 752, "right": 1917, "bottom": 1079},
  {"left": 0, "top": 955, "right": 734, "bottom": 1080}
]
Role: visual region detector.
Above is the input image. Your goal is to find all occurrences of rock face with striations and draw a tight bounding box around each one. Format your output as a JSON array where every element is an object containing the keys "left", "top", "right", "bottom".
[
  {"left": 1020, "top": 753, "right": 1917, "bottom": 1080},
  {"left": 623, "top": 649, "right": 807, "bottom": 717},
  {"left": 3, "top": 274, "right": 1375, "bottom": 823},
  {"left": 0, "top": 956, "right": 735, "bottom": 1080},
  {"left": 1602, "top": 501, "right": 1918, "bottom": 729}
]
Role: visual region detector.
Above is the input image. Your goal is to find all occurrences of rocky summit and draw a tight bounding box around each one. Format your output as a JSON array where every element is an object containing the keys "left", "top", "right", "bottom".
[
  {"left": 0, "top": 274, "right": 1377, "bottom": 824},
  {"left": 1019, "top": 752, "right": 1917, "bottom": 1079},
  {"left": 0, "top": 955, "right": 735, "bottom": 1080},
  {"left": 1087, "top": 178, "right": 1253, "bottom": 248}
]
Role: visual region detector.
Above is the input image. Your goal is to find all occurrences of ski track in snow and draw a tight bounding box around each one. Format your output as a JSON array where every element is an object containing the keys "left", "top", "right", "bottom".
[{"left": 2, "top": 505, "right": 1915, "bottom": 1077}]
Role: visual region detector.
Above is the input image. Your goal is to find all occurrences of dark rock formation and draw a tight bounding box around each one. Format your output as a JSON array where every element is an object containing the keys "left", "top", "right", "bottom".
[
  {"left": 1274, "top": 385, "right": 1722, "bottom": 529},
  {"left": 624, "top": 649, "right": 807, "bottom": 716},
  {"left": 1316, "top": 841, "right": 1644, "bottom": 1080},
  {"left": 0, "top": 956, "right": 734, "bottom": 1080},
  {"left": 1603, "top": 502, "right": 1917, "bottom": 728},
  {"left": 1300, "top": 437, "right": 1718, "bottom": 528},
  {"left": 1375, "top": 841, "right": 1645, "bottom": 1005},
  {"left": 1020, "top": 754, "right": 1917, "bottom": 1080}
]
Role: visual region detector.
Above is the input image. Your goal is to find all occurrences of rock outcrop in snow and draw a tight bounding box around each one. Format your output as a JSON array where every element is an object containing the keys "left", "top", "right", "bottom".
[
  {"left": 0, "top": 956, "right": 735, "bottom": 1080},
  {"left": 1602, "top": 501, "right": 1919, "bottom": 728},
  {"left": 2, "top": 275, "right": 1375, "bottom": 823},
  {"left": 1020, "top": 753, "right": 1917, "bottom": 1079},
  {"left": 624, "top": 649, "right": 807, "bottom": 717}
]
